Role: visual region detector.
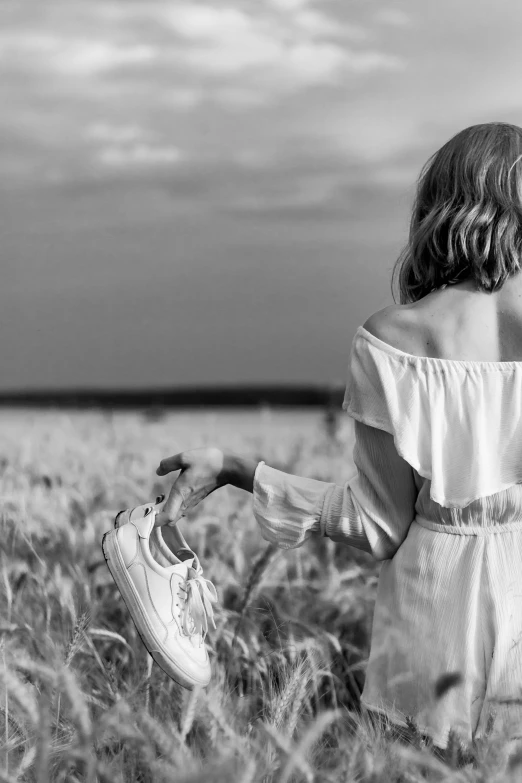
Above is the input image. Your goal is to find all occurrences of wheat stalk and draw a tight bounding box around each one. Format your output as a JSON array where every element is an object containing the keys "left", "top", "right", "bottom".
[
  {"left": 279, "top": 708, "right": 343, "bottom": 783},
  {"left": 2, "top": 643, "right": 8, "bottom": 776},
  {"left": 205, "top": 692, "right": 240, "bottom": 745},
  {"left": 232, "top": 544, "right": 278, "bottom": 646},
  {"left": 137, "top": 710, "right": 186, "bottom": 764},
  {"left": 271, "top": 655, "right": 315, "bottom": 739},
  {"left": 87, "top": 627, "right": 132, "bottom": 651},
  {"left": 35, "top": 688, "right": 51, "bottom": 783},
  {"left": 64, "top": 611, "right": 90, "bottom": 668},
  {"left": 255, "top": 719, "right": 292, "bottom": 779},
  {"left": 54, "top": 611, "right": 89, "bottom": 745},
  {"left": 180, "top": 685, "right": 201, "bottom": 742},
  {"left": 286, "top": 671, "right": 309, "bottom": 739},
  {"left": 239, "top": 544, "right": 278, "bottom": 616},
  {"left": 271, "top": 664, "right": 302, "bottom": 732},
  {"left": 17, "top": 743, "right": 36, "bottom": 776},
  {"left": 59, "top": 666, "right": 97, "bottom": 783},
  {"left": 143, "top": 654, "right": 153, "bottom": 714},
  {"left": 0, "top": 667, "right": 39, "bottom": 727},
  {"left": 11, "top": 658, "right": 57, "bottom": 687},
  {"left": 58, "top": 667, "right": 92, "bottom": 742}
]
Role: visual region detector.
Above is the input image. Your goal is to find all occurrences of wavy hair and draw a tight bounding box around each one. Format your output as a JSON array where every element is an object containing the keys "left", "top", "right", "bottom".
[{"left": 391, "top": 123, "right": 522, "bottom": 304}]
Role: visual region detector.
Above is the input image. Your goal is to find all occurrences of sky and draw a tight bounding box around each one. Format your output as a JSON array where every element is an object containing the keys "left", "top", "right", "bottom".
[{"left": 2, "top": 0, "right": 522, "bottom": 391}]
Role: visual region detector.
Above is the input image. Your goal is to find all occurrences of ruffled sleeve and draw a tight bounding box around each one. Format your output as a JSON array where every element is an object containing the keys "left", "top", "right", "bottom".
[
  {"left": 252, "top": 416, "right": 418, "bottom": 560},
  {"left": 343, "top": 326, "right": 522, "bottom": 508}
]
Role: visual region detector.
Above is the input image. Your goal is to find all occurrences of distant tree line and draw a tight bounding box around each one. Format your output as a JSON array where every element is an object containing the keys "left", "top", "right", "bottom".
[{"left": 0, "top": 384, "right": 346, "bottom": 409}]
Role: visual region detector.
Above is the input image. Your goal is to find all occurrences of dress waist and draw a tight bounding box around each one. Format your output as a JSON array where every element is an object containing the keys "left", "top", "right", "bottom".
[{"left": 414, "top": 515, "right": 522, "bottom": 536}]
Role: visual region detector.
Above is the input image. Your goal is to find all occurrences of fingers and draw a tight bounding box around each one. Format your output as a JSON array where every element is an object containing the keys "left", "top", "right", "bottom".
[
  {"left": 155, "top": 453, "right": 189, "bottom": 525},
  {"left": 155, "top": 479, "right": 191, "bottom": 527},
  {"left": 154, "top": 511, "right": 173, "bottom": 527},
  {"left": 156, "top": 454, "right": 184, "bottom": 476}
]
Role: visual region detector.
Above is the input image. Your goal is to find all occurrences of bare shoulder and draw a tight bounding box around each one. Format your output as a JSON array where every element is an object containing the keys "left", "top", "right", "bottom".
[{"left": 362, "top": 305, "right": 423, "bottom": 355}]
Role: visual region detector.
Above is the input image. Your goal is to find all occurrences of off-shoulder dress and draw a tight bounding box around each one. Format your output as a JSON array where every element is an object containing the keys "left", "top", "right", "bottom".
[{"left": 252, "top": 324, "right": 522, "bottom": 749}]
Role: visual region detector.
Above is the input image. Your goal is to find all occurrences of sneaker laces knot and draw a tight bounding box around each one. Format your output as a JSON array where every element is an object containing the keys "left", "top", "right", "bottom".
[{"left": 176, "top": 566, "right": 218, "bottom": 639}]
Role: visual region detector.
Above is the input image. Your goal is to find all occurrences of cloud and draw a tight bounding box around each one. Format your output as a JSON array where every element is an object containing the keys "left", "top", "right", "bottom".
[
  {"left": 268, "top": 0, "right": 312, "bottom": 10},
  {"left": 167, "top": 6, "right": 250, "bottom": 40},
  {"left": 292, "top": 9, "right": 367, "bottom": 40},
  {"left": 223, "top": 175, "right": 342, "bottom": 215},
  {"left": 97, "top": 143, "right": 183, "bottom": 167},
  {"left": 84, "top": 122, "right": 184, "bottom": 170},
  {"left": 165, "top": 3, "right": 402, "bottom": 89},
  {"left": 86, "top": 123, "right": 145, "bottom": 144},
  {"left": 0, "top": 31, "right": 156, "bottom": 76},
  {"left": 1, "top": 2, "right": 403, "bottom": 91},
  {"left": 0, "top": 0, "right": 407, "bottom": 186},
  {"left": 128, "top": 137, "right": 412, "bottom": 220}
]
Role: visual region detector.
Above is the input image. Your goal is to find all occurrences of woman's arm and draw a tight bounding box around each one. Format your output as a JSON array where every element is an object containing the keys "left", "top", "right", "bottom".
[
  {"left": 225, "top": 452, "right": 259, "bottom": 494},
  {"left": 229, "top": 420, "right": 418, "bottom": 560}
]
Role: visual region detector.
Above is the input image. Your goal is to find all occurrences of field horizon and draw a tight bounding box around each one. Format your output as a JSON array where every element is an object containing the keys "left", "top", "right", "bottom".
[{"left": 0, "top": 384, "right": 346, "bottom": 410}]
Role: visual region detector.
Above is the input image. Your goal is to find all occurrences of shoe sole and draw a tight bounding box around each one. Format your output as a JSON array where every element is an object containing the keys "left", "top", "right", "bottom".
[{"left": 102, "top": 529, "right": 210, "bottom": 691}]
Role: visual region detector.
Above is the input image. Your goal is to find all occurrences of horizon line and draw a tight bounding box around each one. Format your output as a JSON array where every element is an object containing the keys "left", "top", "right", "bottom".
[{"left": 0, "top": 382, "right": 347, "bottom": 409}]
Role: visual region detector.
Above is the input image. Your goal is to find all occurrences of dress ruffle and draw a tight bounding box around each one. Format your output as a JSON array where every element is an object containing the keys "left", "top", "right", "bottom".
[{"left": 342, "top": 326, "right": 522, "bottom": 509}]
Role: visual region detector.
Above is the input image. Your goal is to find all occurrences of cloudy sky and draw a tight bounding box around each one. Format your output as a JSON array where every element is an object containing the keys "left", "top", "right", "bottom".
[{"left": 2, "top": 0, "right": 522, "bottom": 391}]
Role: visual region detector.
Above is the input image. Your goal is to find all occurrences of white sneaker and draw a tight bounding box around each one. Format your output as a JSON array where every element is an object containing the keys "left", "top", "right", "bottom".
[{"left": 102, "top": 496, "right": 217, "bottom": 689}]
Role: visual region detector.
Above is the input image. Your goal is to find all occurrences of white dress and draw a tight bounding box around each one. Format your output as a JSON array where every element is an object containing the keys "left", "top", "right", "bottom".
[{"left": 252, "top": 324, "right": 522, "bottom": 749}]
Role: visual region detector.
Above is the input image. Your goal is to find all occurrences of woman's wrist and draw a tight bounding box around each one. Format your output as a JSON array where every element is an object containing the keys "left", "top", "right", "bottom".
[{"left": 224, "top": 451, "right": 260, "bottom": 493}]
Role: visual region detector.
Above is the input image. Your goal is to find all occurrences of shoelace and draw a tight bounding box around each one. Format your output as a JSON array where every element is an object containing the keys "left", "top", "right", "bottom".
[{"left": 173, "top": 566, "right": 218, "bottom": 640}]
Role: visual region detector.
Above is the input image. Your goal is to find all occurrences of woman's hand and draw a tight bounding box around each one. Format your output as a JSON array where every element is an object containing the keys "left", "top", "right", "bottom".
[{"left": 154, "top": 447, "right": 232, "bottom": 527}]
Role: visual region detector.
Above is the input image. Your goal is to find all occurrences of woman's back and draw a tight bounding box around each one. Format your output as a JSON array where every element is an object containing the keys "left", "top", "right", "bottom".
[{"left": 381, "top": 275, "right": 522, "bottom": 363}]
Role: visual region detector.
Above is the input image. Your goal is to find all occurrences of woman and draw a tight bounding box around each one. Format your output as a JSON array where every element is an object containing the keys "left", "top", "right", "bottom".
[{"left": 111, "top": 123, "right": 522, "bottom": 760}]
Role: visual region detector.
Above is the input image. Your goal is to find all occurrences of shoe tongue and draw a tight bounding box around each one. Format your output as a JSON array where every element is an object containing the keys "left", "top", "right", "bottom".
[
  {"left": 164, "top": 560, "right": 191, "bottom": 577},
  {"left": 164, "top": 550, "right": 195, "bottom": 576}
]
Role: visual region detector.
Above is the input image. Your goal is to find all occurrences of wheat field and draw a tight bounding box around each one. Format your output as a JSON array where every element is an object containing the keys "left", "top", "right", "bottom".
[{"left": 0, "top": 405, "right": 521, "bottom": 782}]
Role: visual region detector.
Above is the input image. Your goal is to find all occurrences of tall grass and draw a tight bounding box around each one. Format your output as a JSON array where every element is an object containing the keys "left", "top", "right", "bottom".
[{"left": 0, "top": 406, "right": 521, "bottom": 781}]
